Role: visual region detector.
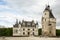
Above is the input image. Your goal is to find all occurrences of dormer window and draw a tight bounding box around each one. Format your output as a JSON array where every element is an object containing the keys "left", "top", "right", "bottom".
[
  {"left": 23, "top": 23, "right": 25, "bottom": 25},
  {"left": 28, "top": 23, "right": 30, "bottom": 25}
]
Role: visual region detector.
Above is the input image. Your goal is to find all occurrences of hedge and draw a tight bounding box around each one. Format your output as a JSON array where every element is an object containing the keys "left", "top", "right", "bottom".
[
  {"left": 0, "top": 28, "right": 12, "bottom": 36},
  {"left": 0, "top": 28, "right": 60, "bottom": 36}
]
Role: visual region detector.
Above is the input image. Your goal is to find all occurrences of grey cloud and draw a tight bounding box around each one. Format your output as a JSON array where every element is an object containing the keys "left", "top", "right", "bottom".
[
  {"left": 1, "top": 0, "right": 60, "bottom": 28},
  {"left": 57, "top": 22, "right": 60, "bottom": 26}
]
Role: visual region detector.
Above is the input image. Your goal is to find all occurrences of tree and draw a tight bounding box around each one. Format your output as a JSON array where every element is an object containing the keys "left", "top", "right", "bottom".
[{"left": 38, "top": 28, "right": 42, "bottom": 36}]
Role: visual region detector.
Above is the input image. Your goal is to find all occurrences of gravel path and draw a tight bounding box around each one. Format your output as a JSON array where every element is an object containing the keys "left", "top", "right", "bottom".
[{"left": 0, "top": 37, "right": 60, "bottom": 40}]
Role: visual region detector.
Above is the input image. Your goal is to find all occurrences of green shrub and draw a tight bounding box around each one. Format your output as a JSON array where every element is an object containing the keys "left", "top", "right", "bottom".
[
  {"left": 0, "top": 28, "right": 12, "bottom": 36},
  {"left": 38, "top": 28, "right": 42, "bottom": 36},
  {"left": 56, "top": 29, "right": 60, "bottom": 36},
  {"left": 0, "top": 28, "right": 60, "bottom": 37}
]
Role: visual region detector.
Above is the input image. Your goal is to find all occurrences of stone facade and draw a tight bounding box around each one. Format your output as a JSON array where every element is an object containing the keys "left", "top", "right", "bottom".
[
  {"left": 42, "top": 5, "right": 56, "bottom": 36},
  {"left": 13, "top": 20, "right": 38, "bottom": 36},
  {"left": 13, "top": 5, "right": 56, "bottom": 37}
]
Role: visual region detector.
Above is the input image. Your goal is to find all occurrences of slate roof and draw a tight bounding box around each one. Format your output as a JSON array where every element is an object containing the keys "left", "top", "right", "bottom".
[
  {"left": 13, "top": 20, "right": 38, "bottom": 27},
  {"left": 21, "top": 20, "right": 37, "bottom": 27},
  {"left": 45, "top": 5, "right": 55, "bottom": 18}
]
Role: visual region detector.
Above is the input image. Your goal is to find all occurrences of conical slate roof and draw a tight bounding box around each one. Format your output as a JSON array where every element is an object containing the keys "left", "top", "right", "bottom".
[{"left": 45, "top": 5, "right": 55, "bottom": 18}]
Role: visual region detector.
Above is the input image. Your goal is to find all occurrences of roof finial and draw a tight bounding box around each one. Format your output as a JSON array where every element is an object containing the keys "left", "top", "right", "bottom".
[
  {"left": 45, "top": 2, "right": 50, "bottom": 9},
  {"left": 46, "top": 0, "right": 50, "bottom": 7},
  {"left": 46, "top": 1, "right": 50, "bottom": 8},
  {"left": 48, "top": 1, "right": 49, "bottom": 5}
]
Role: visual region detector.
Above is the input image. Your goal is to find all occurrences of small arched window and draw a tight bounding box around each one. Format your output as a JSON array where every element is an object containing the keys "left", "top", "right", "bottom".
[
  {"left": 23, "top": 28, "right": 25, "bottom": 31},
  {"left": 49, "top": 24, "right": 51, "bottom": 26},
  {"left": 45, "top": 19, "right": 46, "bottom": 21},
  {"left": 33, "top": 29, "right": 34, "bottom": 31},
  {"left": 23, "top": 32, "right": 25, "bottom": 35},
  {"left": 33, "top": 32, "right": 34, "bottom": 35},
  {"left": 45, "top": 13, "right": 46, "bottom": 15},
  {"left": 28, "top": 29, "right": 30, "bottom": 30}
]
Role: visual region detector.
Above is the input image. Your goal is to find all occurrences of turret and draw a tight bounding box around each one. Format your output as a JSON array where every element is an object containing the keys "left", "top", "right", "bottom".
[
  {"left": 43, "top": 5, "right": 55, "bottom": 18},
  {"left": 13, "top": 19, "right": 19, "bottom": 27},
  {"left": 42, "top": 5, "right": 56, "bottom": 37}
]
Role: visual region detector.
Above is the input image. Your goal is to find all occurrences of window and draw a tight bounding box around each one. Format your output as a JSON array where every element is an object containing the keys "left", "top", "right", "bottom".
[
  {"left": 49, "top": 31, "right": 51, "bottom": 33},
  {"left": 45, "top": 19, "right": 46, "bottom": 21},
  {"left": 28, "top": 23, "right": 30, "bottom": 25},
  {"left": 33, "top": 29, "right": 34, "bottom": 31},
  {"left": 23, "top": 32, "right": 25, "bottom": 35},
  {"left": 45, "top": 13, "right": 46, "bottom": 15},
  {"left": 28, "top": 29, "right": 30, "bottom": 30},
  {"left": 14, "top": 29, "right": 18, "bottom": 33},
  {"left": 28, "top": 25, "right": 30, "bottom": 27},
  {"left": 23, "top": 28, "right": 25, "bottom": 31},
  {"left": 49, "top": 24, "right": 51, "bottom": 26},
  {"left": 28, "top": 32, "right": 30, "bottom": 35},
  {"left": 32, "top": 23, "right": 34, "bottom": 25},
  {"left": 33, "top": 32, "right": 34, "bottom": 35},
  {"left": 23, "top": 23, "right": 25, "bottom": 25}
]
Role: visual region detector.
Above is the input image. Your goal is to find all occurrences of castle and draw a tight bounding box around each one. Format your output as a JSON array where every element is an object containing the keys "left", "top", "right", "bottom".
[
  {"left": 13, "top": 5, "right": 56, "bottom": 37},
  {"left": 13, "top": 20, "right": 38, "bottom": 36},
  {"left": 42, "top": 5, "right": 56, "bottom": 36}
]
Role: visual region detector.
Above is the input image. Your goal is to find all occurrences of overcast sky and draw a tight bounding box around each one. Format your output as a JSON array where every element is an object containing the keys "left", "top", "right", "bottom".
[{"left": 0, "top": 0, "right": 60, "bottom": 29}]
